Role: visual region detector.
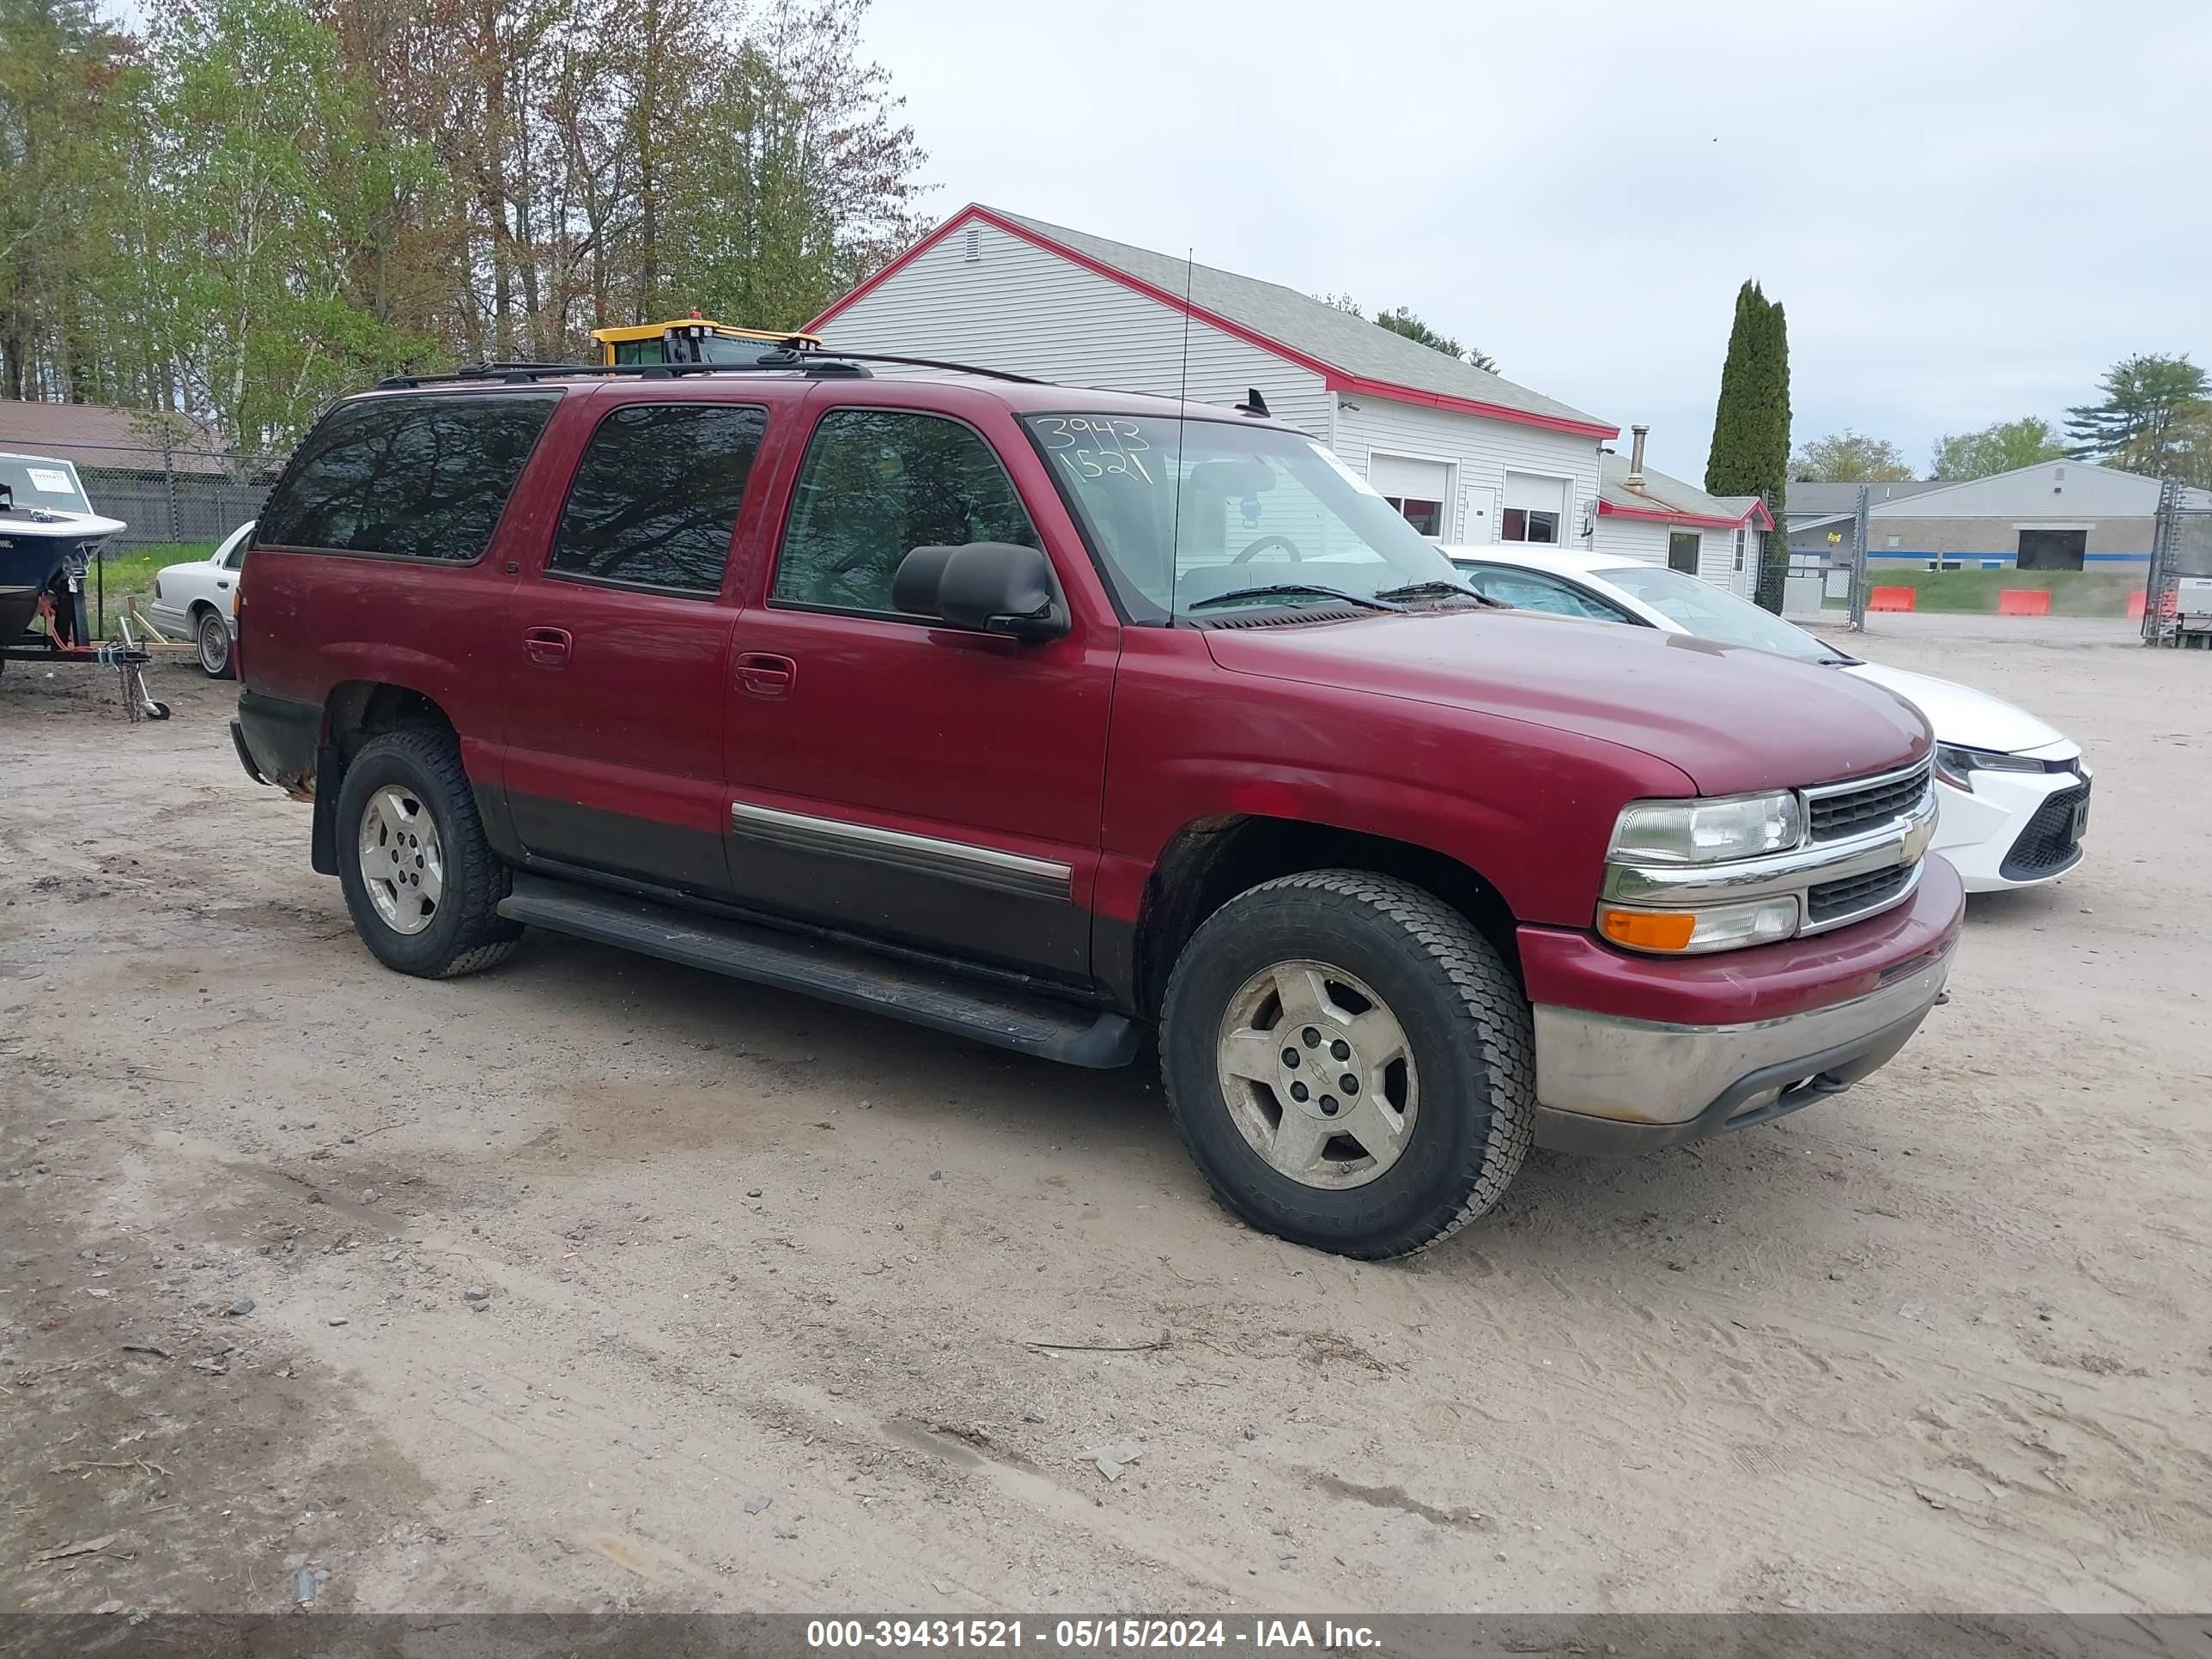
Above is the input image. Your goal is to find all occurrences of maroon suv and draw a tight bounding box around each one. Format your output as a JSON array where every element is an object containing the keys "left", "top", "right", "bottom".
[{"left": 231, "top": 354, "right": 1961, "bottom": 1258}]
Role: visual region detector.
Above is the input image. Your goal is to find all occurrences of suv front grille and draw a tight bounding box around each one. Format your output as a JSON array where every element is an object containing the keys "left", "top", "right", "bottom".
[
  {"left": 1808, "top": 762, "right": 1932, "bottom": 842},
  {"left": 2000, "top": 785, "right": 2087, "bottom": 880},
  {"left": 1806, "top": 864, "right": 1915, "bottom": 927}
]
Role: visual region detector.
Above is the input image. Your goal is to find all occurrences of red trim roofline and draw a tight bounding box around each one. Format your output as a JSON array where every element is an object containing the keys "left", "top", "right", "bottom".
[
  {"left": 1599, "top": 497, "right": 1773, "bottom": 532},
  {"left": 806, "top": 205, "right": 1620, "bottom": 442}
]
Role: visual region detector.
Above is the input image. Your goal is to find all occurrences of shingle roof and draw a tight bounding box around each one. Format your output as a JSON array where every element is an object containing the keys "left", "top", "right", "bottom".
[
  {"left": 1600, "top": 453, "right": 1767, "bottom": 526},
  {"left": 0, "top": 401, "right": 228, "bottom": 473},
  {"left": 814, "top": 204, "right": 1616, "bottom": 438}
]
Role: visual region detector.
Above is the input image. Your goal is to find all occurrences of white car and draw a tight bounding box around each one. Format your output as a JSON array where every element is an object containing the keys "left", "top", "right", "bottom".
[
  {"left": 1444, "top": 545, "right": 2088, "bottom": 893},
  {"left": 149, "top": 520, "right": 253, "bottom": 678}
]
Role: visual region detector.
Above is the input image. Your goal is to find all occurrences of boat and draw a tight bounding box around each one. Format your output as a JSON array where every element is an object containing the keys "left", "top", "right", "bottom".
[{"left": 1, "top": 450, "right": 129, "bottom": 647}]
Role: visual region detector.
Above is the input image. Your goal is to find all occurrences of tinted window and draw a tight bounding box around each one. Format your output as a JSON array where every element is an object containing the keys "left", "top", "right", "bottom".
[
  {"left": 774, "top": 410, "right": 1039, "bottom": 615},
  {"left": 549, "top": 404, "right": 767, "bottom": 593},
  {"left": 1457, "top": 562, "right": 1629, "bottom": 621},
  {"left": 260, "top": 394, "right": 556, "bottom": 561}
]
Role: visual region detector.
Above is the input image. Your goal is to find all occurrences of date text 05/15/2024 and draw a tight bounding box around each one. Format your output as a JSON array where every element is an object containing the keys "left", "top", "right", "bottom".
[{"left": 805, "top": 1620, "right": 1384, "bottom": 1650}]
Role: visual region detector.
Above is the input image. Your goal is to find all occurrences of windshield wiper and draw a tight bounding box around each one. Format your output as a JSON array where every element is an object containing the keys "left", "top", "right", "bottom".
[
  {"left": 1187, "top": 584, "right": 1406, "bottom": 613},
  {"left": 1372, "top": 579, "right": 1500, "bottom": 606}
]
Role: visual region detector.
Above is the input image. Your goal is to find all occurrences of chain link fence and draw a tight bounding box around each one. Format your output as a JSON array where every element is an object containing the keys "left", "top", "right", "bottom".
[
  {"left": 2144, "top": 477, "right": 2212, "bottom": 647},
  {"left": 69, "top": 441, "right": 287, "bottom": 551}
]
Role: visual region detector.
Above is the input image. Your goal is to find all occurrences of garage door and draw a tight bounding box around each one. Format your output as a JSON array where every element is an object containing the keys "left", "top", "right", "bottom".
[
  {"left": 1368, "top": 454, "right": 1452, "bottom": 538},
  {"left": 1502, "top": 471, "right": 1567, "bottom": 544}
]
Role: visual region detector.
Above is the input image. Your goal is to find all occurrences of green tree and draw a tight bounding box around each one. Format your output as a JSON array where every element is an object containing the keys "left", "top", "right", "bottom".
[
  {"left": 2063, "top": 353, "right": 2209, "bottom": 476},
  {"left": 135, "top": 0, "right": 441, "bottom": 447},
  {"left": 1928, "top": 416, "right": 2065, "bottom": 480},
  {"left": 1791, "top": 429, "right": 1914, "bottom": 483},
  {"left": 1705, "top": 280, "right": 1791, "bottom": 611},
  {"left": 1319, "top": 294, "right": 1497, "bottom": 372}
]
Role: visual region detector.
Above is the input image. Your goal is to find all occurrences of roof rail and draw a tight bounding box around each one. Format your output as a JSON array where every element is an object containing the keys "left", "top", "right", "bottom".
[
  {"left": 374, "top": 351, "right": 871, "bottom": 391},
  {"left": 371, "top": 345, "right": 1043, "bottom": 392}
]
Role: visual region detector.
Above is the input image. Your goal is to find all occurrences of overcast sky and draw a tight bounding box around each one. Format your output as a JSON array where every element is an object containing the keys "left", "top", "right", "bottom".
[{"left": 858, "top": 0, "right": 2209, "bottom": 481}]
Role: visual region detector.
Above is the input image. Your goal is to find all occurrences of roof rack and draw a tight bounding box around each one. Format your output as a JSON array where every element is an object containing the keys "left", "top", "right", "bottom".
[{"left": 374, "top": 345, "right": 1042, "bottom": 392}]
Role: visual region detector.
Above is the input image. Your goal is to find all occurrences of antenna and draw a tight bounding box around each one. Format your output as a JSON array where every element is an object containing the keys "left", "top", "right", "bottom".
[{"left": 1168, "top": 248, "right": 1194, "bottom": 622}]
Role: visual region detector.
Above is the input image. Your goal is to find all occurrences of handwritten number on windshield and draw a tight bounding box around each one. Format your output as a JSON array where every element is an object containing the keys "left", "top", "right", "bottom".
[{"left": 1036, "top": 416, "right": 1152, "bottom": 485}]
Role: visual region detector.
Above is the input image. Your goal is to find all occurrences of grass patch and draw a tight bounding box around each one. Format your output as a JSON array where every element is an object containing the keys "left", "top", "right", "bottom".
[{"left": 1825, "top": 567, "right": 2143, "bottom": 617}]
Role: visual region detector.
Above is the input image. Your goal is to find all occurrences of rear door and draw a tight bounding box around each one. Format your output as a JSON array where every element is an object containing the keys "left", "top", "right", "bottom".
[
  {"left": 720, "top": 388, "right": 1119, "bottom": 985},
  {"left": 498, "top": 388, "right": 778, "bottom": 896}
]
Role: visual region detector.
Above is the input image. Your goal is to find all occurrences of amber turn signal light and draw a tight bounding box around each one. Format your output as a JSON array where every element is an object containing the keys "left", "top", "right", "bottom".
[{"left": 1598, "top": 908, "right": 1698, "bottom": 951}]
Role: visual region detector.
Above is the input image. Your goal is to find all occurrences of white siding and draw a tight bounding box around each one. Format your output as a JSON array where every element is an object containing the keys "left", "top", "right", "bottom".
[
  {"left": 816, "top": 221, "right": 1329, "bottom": 432},
  {"left": 1331, "top": 397, "right": 1601, "bottom": 550},
  {"left": 1593, "top": 511, "right": 1759, "bottom": 596}
]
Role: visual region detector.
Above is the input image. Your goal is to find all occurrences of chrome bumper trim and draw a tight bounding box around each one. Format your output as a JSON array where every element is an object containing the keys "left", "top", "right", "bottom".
[{"left": 1532, "top": 941, "right": 1954, "bottom": 1129}]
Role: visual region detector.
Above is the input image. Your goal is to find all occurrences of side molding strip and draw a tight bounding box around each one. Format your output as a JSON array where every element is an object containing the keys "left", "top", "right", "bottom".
[{"left": 729, "top": 800, "right": 1073, "bottom": 903}]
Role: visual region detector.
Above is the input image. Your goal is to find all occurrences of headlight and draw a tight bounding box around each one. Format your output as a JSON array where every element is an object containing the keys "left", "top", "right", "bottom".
[
  {"left": 1933, "top": 743, "right": 2044, "bottom": 791},
  {"left": 1608, "top": 792, "right": 1803, "bottom": 865},
  {"left": 1599, "top": 896, "right": 1801, "bottom": 955}
]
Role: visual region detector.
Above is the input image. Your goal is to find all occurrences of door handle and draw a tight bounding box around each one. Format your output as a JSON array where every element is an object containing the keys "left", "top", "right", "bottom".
[
  {"left": 524, "top": 626, "right": 573, "bottom": 667},
  {"left": 736, "top": 651, "right": 796, "bottom": 698},
  {"left": 216, "top": 580, "right": 230, "bottom": 590}
]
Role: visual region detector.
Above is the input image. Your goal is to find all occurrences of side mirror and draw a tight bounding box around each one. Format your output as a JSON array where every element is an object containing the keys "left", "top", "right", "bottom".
[{"left": 892, "top": 542, "right": 1067, "bottom": 641}]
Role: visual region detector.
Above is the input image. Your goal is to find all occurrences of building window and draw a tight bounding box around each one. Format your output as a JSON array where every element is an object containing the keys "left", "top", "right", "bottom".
[
  {"left": 1668, "top": 532, "right": 1700, "bottom": 574},
  {"left": 1733, "top": 528, "right": 1746, "bottom": 571},
  {"left": 1382, "top": 495, "right": 1444, "bottom": 538}
]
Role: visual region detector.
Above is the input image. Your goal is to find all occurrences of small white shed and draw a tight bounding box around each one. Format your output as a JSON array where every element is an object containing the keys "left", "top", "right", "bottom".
[
  {"left": 1591, "top": 428, "right": 1772, "bottom": 597},
  {"left": 805, "top": 205, "right": 1619, "bottom": 551}
]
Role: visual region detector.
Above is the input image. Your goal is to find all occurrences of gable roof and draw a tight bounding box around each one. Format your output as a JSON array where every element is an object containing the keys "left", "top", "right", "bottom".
[
  {"left": 1598, "top": 453, "right": 1771, "bottom": 530},
  {"left": 0, "top": 401, "right": 228, "bottom": 474},
  {"left": 1784, "top": 480, "right": 1946, "bottom": 520},
  {"left": 809, "top": 204, "right": 1617, "bottom": 441}
]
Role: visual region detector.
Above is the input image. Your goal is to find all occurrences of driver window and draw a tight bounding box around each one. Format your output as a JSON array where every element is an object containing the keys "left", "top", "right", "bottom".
[
  {"left": 1459, "top": 564, "right": 1626, "bottom": 622},
  {"left": 774, "top": 409, "right": 1041, "bottom": 617}
]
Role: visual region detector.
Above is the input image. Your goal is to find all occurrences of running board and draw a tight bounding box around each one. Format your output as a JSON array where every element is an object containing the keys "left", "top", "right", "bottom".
[{"left": 496, "top": 875, "right": 1140, "bottom": 1068}]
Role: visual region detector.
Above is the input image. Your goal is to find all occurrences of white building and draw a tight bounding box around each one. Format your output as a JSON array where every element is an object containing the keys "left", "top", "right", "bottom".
[
  {"left": 1590, "top": 425, "right": 1772, "bottom": 598},
  {"left": 805, "top": 204, "right": 1619, "bottom": 551}
]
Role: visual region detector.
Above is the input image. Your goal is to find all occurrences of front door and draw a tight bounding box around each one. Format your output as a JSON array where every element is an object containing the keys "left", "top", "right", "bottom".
[
  {"left": 722, "top": 401, "right": 1116, "bottom": 986},
  {"left": 501, "top": 395, "right": 770, "bottom": 896}
]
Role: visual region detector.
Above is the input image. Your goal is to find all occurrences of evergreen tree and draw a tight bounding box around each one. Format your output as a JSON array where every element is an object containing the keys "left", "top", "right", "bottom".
[
  {"left": 1705, "top": 281, "right": 1792, "bottom": 611},
  {"left": 2063, "top": 354, "right": 2209, "bottom": 476}
]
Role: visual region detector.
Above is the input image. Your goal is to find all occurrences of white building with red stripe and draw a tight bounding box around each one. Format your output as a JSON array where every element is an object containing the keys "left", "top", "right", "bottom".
[
  {"left": 1590, "top": 424, "right": 1773, "bottom": 597},
  {"left": 805, "top": 205, "right": 1622, "bottom": 556}
]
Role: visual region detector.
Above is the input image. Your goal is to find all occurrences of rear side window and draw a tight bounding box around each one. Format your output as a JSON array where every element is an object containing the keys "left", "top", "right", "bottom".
[
  {"left": 547, "top": 403, "right": 768, "bottom": 594},
  {"left": 772, "top": 409, "right": 1039, "bottom": 616},
  {"left": 259, "top": 393, "right": 557, "bottom": 562}
]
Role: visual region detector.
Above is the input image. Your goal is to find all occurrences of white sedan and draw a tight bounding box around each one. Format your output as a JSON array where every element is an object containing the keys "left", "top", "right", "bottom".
[
  {"left": 1445, "top": 544, "right": 2088, "bottom": 893},
  {"left": 149, "top": 520, "right": 253, "bottom": 678}
]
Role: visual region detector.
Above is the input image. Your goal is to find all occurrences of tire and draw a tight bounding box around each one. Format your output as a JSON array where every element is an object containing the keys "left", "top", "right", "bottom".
[
  {"left": 194, "top": 609, "right": 234, "bottom": 678},
  {"left": 334, "top": 729, "right": 520, "bottom": 979},
  {"left": 1160, "top": 870, "right": 1534, "bottom": 1259}
]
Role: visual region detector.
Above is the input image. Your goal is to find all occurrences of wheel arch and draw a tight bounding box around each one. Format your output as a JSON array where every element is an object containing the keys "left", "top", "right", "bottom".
[
  {"left": 1126, "top": 814, "right": 1522, "bottom": 1021},
  {"left": 310, "top": 680, "right": 464, "bottom": 875}
]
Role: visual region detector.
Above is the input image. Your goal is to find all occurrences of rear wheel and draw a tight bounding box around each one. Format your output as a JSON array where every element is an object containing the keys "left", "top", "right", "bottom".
[
  {"left": 195, "top": 610, "right": 234, "bottom": 678},
  {"left": 334, "top": 729, "right": 519, "bottom": 978},
  {"left": 1161, "top": 870, "right": 1534, "bottom": 1258}
]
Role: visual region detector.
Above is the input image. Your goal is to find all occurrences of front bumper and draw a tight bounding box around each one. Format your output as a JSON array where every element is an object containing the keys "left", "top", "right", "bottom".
[
  {"left": 1528, "top": 855, "right": 1962, "bottom": 1155},
  {"left": 1931, "top": 744, "right": 2088, "bottom": 891}
]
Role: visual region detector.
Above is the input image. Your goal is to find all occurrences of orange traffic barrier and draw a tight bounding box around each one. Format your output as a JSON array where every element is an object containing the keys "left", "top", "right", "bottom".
[
  {"left": 1997, "top": 588, "right": 2052, "bottom": 616},
  {"left": 1868, "top": 586, "right": 1917, "bottom": 612},
  {"left": 2127, "top": 590, "right": 2147, "bottom": 619}
]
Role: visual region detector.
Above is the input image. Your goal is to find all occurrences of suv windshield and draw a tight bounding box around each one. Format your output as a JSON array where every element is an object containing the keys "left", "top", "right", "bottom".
[
  {"left": 1600, "top": 563, "right": 1838, "bottom": 662},
  {"left": 1023, "top": 414, "right": 1463, "bottom": 620},
  {"left": 0, "top": 456, "right": 91, "bottom": 515}
]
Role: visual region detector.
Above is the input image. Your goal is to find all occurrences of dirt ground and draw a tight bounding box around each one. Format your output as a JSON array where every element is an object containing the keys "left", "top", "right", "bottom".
[{"left": 3, "top": 614, "right": 2209, "bottom": 1619}]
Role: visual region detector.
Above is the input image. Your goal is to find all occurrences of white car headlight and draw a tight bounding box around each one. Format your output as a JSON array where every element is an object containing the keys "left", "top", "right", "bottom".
[
  {"left": 1933, "top": 743, "right": 2045, "bottom": 791},
  {"left": 1608, "top": 792, "right": 1804, "bottom": 866}
]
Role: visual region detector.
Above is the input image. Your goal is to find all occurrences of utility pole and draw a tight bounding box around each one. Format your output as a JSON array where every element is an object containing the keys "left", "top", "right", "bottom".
[{"left": 1848, "top": 484, "right": 1871, "bottom": 631}]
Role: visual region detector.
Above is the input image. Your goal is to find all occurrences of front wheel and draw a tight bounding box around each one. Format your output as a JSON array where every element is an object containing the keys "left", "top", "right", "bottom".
[
  {"left": 1161, "top": 870, "right": 1534, "bottom": 1259},
  {"left": 334, "top": 729, "right": 520, "bottom": 978}
]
